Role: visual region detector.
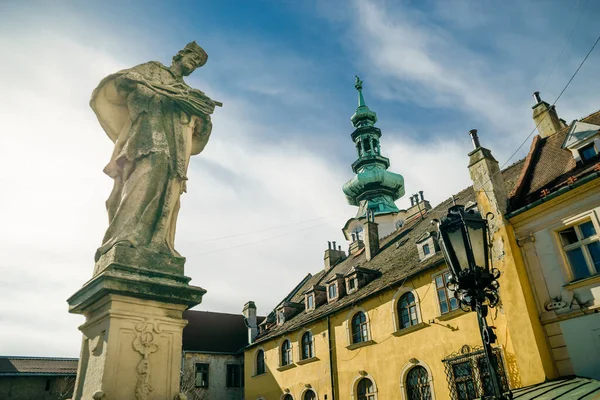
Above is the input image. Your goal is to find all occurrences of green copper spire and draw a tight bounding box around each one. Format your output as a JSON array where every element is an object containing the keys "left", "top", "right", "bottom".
[
  {"left": 351, "top": 75, "right": 377, "bottom": 128},
  {"left": 343, "top": 76, "right": 405, "bottom": 219}
]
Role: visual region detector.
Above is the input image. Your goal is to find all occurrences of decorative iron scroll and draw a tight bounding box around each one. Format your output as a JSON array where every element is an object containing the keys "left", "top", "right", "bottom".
[{"left": 442, "top": 345, "right": 509, "bottom": 400}]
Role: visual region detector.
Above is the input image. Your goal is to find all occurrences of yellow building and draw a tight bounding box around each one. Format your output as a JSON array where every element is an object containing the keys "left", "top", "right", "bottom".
[{"left": 242, "top": 84, "right": 596, "bottom": 400}]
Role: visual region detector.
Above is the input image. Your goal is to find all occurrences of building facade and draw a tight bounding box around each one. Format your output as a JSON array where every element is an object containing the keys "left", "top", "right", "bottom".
[
  {"left": 241, "top": 83, "right": 600, "bottom": 400},
  {"left": 0, "top": 357, "right": 78, "bottom": 400},
  {"left": 508, "top": 94, "right": 600, "bottom": 380}
]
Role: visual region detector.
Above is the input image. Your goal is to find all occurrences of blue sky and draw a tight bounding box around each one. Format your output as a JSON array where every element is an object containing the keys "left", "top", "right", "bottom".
[{"left": 1, "top": 0, "right": 599, "bottom": 356}]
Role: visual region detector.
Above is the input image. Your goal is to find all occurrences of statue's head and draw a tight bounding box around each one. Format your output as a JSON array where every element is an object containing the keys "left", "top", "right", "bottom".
[{"left": 172, "top": 41, "right": 208, "bottom": 76}]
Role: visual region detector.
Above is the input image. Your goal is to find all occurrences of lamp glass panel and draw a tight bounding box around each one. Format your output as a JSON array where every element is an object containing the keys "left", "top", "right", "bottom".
[
  {"left": 446, "top": 226, "right": 469, "bottom": 272},
  {"left": 467, "top": 223, "right": 486, "bottom": 268}
]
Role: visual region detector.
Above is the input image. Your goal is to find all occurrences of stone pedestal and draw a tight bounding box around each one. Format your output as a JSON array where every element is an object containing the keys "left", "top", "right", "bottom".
[{"left": 68, "top": 246, "right": 206, "bottom": 400}]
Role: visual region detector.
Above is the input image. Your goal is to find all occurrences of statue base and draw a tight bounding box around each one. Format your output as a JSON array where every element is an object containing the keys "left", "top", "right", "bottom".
[{"left": 67, "top": 246, "right": 205, "bottom": 400}]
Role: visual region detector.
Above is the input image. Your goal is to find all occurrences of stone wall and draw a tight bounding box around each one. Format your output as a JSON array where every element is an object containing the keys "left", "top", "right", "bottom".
[
  {"left": 0, "top": 376, "right": 75, "bottom": 400},
  {"left": 182, "top": 352, "right": 243, "bottom": 400}
]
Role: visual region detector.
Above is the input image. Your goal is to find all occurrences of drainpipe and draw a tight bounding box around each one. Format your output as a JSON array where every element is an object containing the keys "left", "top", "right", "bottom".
[{"left": 327, "top": 315, "right": 336, "bottom": 400}]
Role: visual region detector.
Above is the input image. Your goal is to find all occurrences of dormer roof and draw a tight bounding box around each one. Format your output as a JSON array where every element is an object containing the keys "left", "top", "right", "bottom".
[{"left": 562, "top": 121, "right": 600, "bottom": 149}]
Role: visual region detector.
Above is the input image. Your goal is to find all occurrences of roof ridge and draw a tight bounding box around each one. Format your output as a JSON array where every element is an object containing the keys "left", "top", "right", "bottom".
[
  {"left": 509, "top": 135, "right": 541, "bottom": 200},
  {"left": 0, "top": 356, "right": 79, "bottom": 360}
]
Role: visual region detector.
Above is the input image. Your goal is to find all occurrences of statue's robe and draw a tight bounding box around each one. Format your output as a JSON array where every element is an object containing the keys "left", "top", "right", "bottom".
[{"left": 90, "top": 61, "right": 220, "bottom": 260}]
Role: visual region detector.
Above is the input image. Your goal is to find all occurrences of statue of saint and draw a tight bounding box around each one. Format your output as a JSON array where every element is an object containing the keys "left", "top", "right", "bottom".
[{"left": 90, "top": 42, "right": 221, "bottom": 261}]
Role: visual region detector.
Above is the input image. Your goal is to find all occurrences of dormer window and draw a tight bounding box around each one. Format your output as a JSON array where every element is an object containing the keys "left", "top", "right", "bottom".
[
  {"left": 423, "top": 244, "right": 431, "bottom": 256},
  {"left": 328, "top": 283, "right": 337, "bottom": 300},
  {"left": 416, "top": 231, "right": 438, "bottom": 261},
  {"left": 348, "top": 277, "right": 357, "bottom": 293},
  {"left": 562, "top": 120, "right": 600, "bottom": 163},
  {"left": 306, "top": 294, "right": 314, "bottom": 311},
  {"left": 276, "top": 309, "right": 285, "bottom": 325},
  {"left": 580, "top": 143, "right": 598, "bottom": 161}
]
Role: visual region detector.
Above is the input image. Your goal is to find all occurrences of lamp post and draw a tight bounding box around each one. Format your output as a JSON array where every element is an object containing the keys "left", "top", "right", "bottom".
[{"left": 435, "top": 204, "right": 505, "bottom": 399}]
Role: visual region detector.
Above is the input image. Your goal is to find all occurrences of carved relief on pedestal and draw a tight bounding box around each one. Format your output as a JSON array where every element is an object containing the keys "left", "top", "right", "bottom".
[{"left": 132, "top": 321, "right": 160, "bottom": 400}]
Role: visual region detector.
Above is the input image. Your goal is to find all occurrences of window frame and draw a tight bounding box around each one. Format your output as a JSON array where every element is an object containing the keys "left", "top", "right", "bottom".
[
  {"left": 328, "top": 283, "right": 338, "bottom": 301},
  {"left": 225, "top": 364, "right": 242, "bottom": 388},
  {"left": 306, "top": 293, "right": 315, "bottom": 311},
  {"left": 434, "top": 271, "right": 459, "bottom": 315},
  {"left": 556, "top": 218, "right": 600, "bottom": 281},
  {"left": 280, "top": 339, "right": 293, "bottom": 366},
  {"left": 397, "top": 292, "right": 420, "bottom": 329},
  {"left": 400, "top": 360, "right": 436, "bottom": 400},
  {"left": 195, "top": 363, "right": 209, "bottom": 388},
  {"left": 254, "top": 348, "right": 266, "bottom": 376},
  {"left": 351, "top": 311, "right": 369, "bottom": 344},
  {"left": 357, "top": 377, "right": 376, "bottom": 400},
  {"left": 301, "top": 331, "right": 314, "bottom": 360},
  {"left": 579, "top": 142, "right": 598, "bottom": 161}
]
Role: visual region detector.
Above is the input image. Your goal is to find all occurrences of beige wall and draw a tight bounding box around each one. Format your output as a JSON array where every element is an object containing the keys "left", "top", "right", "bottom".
[{"left": 244, "top": 263, "right": 521, "bottom": 400}]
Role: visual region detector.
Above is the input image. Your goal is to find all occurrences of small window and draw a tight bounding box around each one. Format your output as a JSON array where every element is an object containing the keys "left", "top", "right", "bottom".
[
  {"left": 423, "top": 244, "right": 431, "bottom": 255},
  {"left": 301, "top": 331, "right": 314, "bottom": 359},
  {"left": 351, "top": 311, "right": 369, "bottom": 344},
  {"left": 580, "top": 143, "right": 598, "bottom": 161},
  {"left": 304, "top": 390, "right": 316, "bottom": 400},
  {"left": 277, "top": 309, "right": 285, "bottom": 325},
  {"left": 435, "top": 271, "right": 459, "bottom": 314},
  {"left": 226, "top": 364, "right": 241, "bottom": 388},
  {"left": 306, "top": 294, "right": 314, "bottom": 310},
  {"left": 348, "top": 277, "right": 357, "bottom": 292},
  {"left": 195, "top": 363, "right": 209, "bottom": 388},
  {"left": 357, "top": 378, "right": 376, "bottom": 400},
  {"left": 281, "top": 340, "right": 292, "bottom": 366},
  {"left": 559, "top": 220, "right": 600, "bottom": 280},
  {"left": 328, "top": 283, "right": 338, "bottom": 299},
  {"left": 256, "top": 350, "right": 265, "bottom": 375},
  {"left": 398, "top": 292, "right": 419, "bottom": 329}
]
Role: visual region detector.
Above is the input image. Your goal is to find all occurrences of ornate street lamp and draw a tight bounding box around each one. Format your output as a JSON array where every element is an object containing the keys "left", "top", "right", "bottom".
[{"left": 434, "top": 204, "right": 506, "bottom": 399}]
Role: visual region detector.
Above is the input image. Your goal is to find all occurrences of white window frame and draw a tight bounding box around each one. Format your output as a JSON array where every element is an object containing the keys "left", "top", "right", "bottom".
[
  {"left": 345, "top": 307, "right": 371, "bottom": 345},
  {"left": 350, "top": 373, "right": 378, "bottom": 400},
  {"left": 346, "top": 276, "right": 358, "bottom": 294},
  {"left": 280, "top": 338, "right": 293, "bottom": 367},
  {"left": 328, "top": 282, "right": 338, "bottom": 302},
  {"left": 391, "top": 287, "right": 422, "bottom": 332},
  {"left": 297, "top": 329, "right": 315, "bottom": 360},
  {"left": 305, "top": 293, "right": 315, "bottom": 311},
  {"left": 555, "top": 216, "right": 600, "bottom": 282}
]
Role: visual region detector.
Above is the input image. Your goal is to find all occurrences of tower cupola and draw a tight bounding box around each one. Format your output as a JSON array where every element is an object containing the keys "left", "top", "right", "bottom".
[{"left": 342, "top": 76, "right": 405, "bottom": 219}]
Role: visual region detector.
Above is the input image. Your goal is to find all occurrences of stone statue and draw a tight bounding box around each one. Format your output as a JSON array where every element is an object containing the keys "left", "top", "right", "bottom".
[{"left": 90, "top": 42, "right": 221, "bottom": 261}]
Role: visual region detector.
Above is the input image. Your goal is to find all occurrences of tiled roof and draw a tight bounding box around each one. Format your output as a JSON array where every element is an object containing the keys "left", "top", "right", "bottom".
[
  {"left": 251, "top": 160, "right": 525, "bottom": 345},
  {"left": 0, "top": 357, "right": 78, "bottom": 376},
  {"left": 182, "top": 310, "right": 265, "bottom": 354},
  {"left": 511, "top": 376, "right": 600, "bottom": 399},
  {"left": 509, "top": 110, "right": 600, "bottom": 211}
]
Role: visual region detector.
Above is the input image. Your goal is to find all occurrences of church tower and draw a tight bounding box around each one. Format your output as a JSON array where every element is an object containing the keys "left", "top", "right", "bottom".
[{"left": 342, "top": 77, "right": 405, "bottom": 242}]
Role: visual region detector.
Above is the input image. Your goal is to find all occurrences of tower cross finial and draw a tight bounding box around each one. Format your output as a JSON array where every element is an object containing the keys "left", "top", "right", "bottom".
[
  {"left": 355, "top": 75, "right": 363, "bottom": 91},
  {"left": 354, "top": 75, "right": 366, "bottom": 108}
]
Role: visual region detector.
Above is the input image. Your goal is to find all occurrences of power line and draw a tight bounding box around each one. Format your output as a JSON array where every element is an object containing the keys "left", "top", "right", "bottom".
[
  {"left": 184, "top": 213, "right": 345, "bottom": 244},
  {"left": 192, "top": 219, "right": 338, "bottom": 257}
]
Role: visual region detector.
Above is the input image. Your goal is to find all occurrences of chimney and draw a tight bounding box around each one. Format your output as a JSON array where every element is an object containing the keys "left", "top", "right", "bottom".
[
  {"left": 532, "top": 91, "right": 567, "bottom": 138},
  {"left": 469, "top": 129, "right": 481, "bottom": 149},
  {"left": 419, "top": 190, "right": 424, "bottom": 202},
  {"left": 467, "top": 129, "right": 508, "bottom": 214},
  {"left": 364, "top": 210, "right": 379, "bottom": 261},
  {"left": 410, "top": 196, "right": 415, "bottom": 207},
  {"left": 242, "top": 301, "right": 258, "bottom": 344},
  {"left": 324, "top": 241, "right": 346, "bottom": 270}
]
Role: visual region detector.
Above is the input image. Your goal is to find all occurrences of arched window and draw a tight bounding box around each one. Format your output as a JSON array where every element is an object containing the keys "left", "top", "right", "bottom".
[
  {"left": 351, "top": 311, "right": 369, "bottom": 344},
  {"left": 281, "top": 339, "right": 292, "bottom": 366},
  {"left": 256, "top": 350, "right": 265, "bottom": 375},
  {"left": 303, "top": 390, "right": 316, "bottom": 400},
  {"left": 301, "top": 331, "right": 314, "bottom": 359},
  {"left": 283, "top": 395, "right": 293, "bottom": 400},
  {"left": 406, "top": 366, "right": 432, "bottom": 400},
  {"left": 357, "top": 378, "right": 376, "bottom": 400},
  {"left": 398, "top": 292, "right": 419, "bottom": 329}
]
